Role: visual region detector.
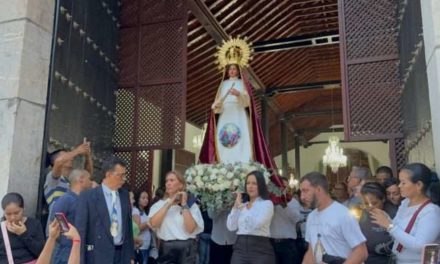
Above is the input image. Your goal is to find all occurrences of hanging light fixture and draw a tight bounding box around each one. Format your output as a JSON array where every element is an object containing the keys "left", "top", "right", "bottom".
[
  {"left": 322, "top": 85, "right": 347, "bottom": 173},
  {"left": 288, "top": 172, "right": 298, "bottom": 189},
  {"left": 192, "top": 123, "right": 207, "bottom": 149},
  {"left": 323, "top": 136, "right": 347, "bottom": 173}
]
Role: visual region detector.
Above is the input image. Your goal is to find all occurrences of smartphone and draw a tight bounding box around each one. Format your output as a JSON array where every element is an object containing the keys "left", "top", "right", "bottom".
[
  {"left": 175, "top": 194, "right": 182, "bottom": 203},
  {"left": 55, "top": 212, "right": 70, "bottom": 233},
  {"left": 241, "top": 193, "right": 250, "bottom": 204},
  {"left": 421, "top": 244, "right": 439, "bottom": 264}
]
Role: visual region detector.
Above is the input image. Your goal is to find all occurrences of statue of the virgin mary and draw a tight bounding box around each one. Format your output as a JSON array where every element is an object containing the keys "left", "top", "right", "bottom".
[{"left": 198, "top": 38, "right": 277, "bottom": 173}]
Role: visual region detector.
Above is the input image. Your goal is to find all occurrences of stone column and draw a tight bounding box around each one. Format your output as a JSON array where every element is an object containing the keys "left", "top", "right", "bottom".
[
  {"left": 421, "top": 0, "right": 440, "bottom": 172},
  {"left": 0, "top": 0, "right": 54, "bottom": 215}
]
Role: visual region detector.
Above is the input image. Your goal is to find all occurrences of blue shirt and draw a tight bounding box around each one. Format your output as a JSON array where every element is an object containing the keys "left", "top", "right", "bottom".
[
  {"left": 50, "top": 190, "right": 78, "bottom": 262},
  {"left": 102, "top": 184, "right": 123, "bottom": 245}
]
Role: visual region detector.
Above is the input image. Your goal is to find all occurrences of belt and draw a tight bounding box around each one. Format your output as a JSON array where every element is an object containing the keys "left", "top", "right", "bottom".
[
  {"left": 271, "top": 238, "right": 295, "bottom": 243},
  {"left": 161, "top": 238, "right": 195, "bottom": 243},
  {"left": 114, "top": 245, "right": 123, "bottom": 250}
]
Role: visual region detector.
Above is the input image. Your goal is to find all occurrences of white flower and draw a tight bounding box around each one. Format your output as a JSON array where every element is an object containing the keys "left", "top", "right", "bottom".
[
  {"left": 187, "top": 184, "right": 196, "bottom": 192},
  {"left": 196, "top": 180, "right": 204, "bottom": 188},
  {"left": 233, "top": 178, "right": 240, "bottom": 187},
  {"left": 184, "top": 161, "right": 276, "bottom": 211},
  {"left": 210, "top": 173, "right": 217, "bottom": 181}
]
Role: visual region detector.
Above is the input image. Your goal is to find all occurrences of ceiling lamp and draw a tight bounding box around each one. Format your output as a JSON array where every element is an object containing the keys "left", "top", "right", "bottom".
[
  {"left": 322, "top": 136, "right": 347, "bottom": 173},
  {"left": 288, "top": 172, "right": 299, "bottom": 189}
]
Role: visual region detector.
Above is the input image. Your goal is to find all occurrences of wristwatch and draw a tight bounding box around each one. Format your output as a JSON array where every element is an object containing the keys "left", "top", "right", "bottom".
[
  {"left": 386, "top": 223, "right": 394, "bottom": 232},
  {"left": 181, "top": 204, "right": 190, "bottom": 212}
]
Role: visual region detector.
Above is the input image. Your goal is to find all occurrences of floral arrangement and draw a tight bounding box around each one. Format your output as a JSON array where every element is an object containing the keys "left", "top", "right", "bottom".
[{"left": 185, "top": 161, "right": 283, "bottom": 211}]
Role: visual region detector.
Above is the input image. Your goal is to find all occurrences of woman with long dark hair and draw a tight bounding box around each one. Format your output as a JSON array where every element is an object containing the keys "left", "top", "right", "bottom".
[
  {"left": 227, "top": 170, "right": 275, "bottom": 264},
  {"left": 370, "top": 163, "right": 440, "bottom": 264},
  {"left": 133, "top": 191, "right": 152, "bottom": 264}
]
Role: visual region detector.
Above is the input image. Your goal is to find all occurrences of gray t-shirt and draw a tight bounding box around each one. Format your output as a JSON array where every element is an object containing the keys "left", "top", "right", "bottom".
[
  {"left": 305, "top": 201, "right": 366, "bottom": 259},
  {"left": 44, "top": 171, "right": 69, "bottom": 233},
  {"left": 44, "top": 171, "right": 70, "bottom": 210}
]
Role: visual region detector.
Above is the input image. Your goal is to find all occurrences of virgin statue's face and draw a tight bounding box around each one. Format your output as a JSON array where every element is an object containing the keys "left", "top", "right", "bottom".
[{"left": 228, "top": 65, "right": 239, "bottom": 78}]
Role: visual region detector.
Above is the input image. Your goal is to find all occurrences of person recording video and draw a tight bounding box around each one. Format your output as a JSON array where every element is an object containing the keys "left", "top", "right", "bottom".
[
  {"left": 226, "top": 170, "right": 275, "bottom": 264},
  {"left": 148, "top": 171, "right": 204, "bottom": 264}
]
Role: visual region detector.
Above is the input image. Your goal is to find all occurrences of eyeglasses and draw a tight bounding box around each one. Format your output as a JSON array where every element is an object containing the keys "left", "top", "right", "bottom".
[{"left": 112, "top": 171, "right": 127, "bottom": 178}]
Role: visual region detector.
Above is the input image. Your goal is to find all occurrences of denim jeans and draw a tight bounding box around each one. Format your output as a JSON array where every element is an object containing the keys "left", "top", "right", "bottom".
[
  {"left": 198, "top": 233, "right": 211, "bottom": 264},
  {"left": 134, "top": 249, "right": 149, "bottom": 264},
  {"left": 52, "top": 242, "right": 70, "bottom": 264}
]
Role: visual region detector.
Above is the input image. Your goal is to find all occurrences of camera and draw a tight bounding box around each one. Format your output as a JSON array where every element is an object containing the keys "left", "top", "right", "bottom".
[
  {"left": 241, "top": 193, "right": 250, "bottom": 203},
  {"left": 175, "top": 194, "right": 182, "bottom": 203}
]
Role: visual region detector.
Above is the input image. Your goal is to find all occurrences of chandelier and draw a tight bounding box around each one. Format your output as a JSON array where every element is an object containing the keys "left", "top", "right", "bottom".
[
  {"left": 322, "top": 136, "right": 347, "bottom": 173},
  {"left": 288, "top": 173, "right": 299, "bottom": 189},
  {"left": 192, "top": 123, "right": 207, "bottom": 149}
]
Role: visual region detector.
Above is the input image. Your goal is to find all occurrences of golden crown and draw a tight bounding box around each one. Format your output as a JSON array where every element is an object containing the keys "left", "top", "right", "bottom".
[{"left": 215, "top": 36, "right": 253, "bottom": 70}]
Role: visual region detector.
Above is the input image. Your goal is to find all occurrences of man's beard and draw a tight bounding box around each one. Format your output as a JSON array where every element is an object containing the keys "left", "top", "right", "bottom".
[{"left": 310, "top": 193, "right": 318, "bottom": 209}]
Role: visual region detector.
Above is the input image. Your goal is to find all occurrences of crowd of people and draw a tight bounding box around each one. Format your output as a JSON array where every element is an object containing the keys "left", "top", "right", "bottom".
[{"left": 1, "top": 141, "right": 440, "bottom": 264}]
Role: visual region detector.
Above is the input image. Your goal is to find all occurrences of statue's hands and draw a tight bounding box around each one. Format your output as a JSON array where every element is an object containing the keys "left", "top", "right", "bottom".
[
  {"left": 211, "top": 100, "right": 222, "bottom": 110},
  {"left": 229, "top": 88, "right": 240, "bottom": 97}
]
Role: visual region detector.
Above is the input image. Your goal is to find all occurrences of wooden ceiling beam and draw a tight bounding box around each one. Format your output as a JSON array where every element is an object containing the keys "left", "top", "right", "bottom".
[
  {"left": 227, "top": 1, "right": 292, "bottom": 37},
  {"left": 188, "top": 36, "right": 215, "bottom": 57},
  {"left": 253, "top": 48, "right": 313, "bottom": 84},
  {"left": 254, "top": 2, "right": 338, "bottom": 41},
  {"left": 277, "top": 50, "right": 315, "bottom": 86},
  {"left": 188, "top": 0, "right": 266, "bottom": 89},
  {"left": 266, "top": 80, "right": 341, "bottom": 96},
  {"left": 187, "top": 76, "right": 219, "bottom": 100}
]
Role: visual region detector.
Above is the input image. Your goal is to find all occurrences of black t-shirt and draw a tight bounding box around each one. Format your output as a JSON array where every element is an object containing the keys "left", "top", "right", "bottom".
[
  {"left": 359, "top": 211, "right": 392, "bottom": 264},
  {"left": 384, "top": 201, "right": 398, "bottom": 219},
  {"left": 0, "top": 217, "right": 45, "bottom": 264}
]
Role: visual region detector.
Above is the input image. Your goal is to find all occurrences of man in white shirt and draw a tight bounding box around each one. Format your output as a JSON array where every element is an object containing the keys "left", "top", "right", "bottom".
[
  {"left": 270, "top": 177, "right": 302, "bottom": 264},
  {"left": 300, "top": 172, "right": 368, "bottom": 264}
]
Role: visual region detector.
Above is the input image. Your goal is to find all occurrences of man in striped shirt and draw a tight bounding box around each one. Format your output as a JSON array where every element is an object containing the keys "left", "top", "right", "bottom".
[{"left": 44, "top": 141, "right": 93, "bottom": 226}]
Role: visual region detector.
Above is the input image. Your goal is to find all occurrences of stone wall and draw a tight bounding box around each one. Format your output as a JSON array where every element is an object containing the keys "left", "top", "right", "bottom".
[
  {"left": 0, "top": 0, "right": 54, "bottom": 215},
  {"left": 421, "top": 0, "right": 440, "bottom": 172}
]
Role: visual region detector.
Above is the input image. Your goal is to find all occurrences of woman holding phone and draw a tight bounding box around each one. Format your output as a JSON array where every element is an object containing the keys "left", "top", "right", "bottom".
[
  {"left": 227, "top": 170, "right": 275, "bottom": 264},
  {"left": 149, "top": 171, "right": 204, "bottom": 264},
  {"left": 0, "top": 192, "right": 45, "bottom": 264},
  {"left": 370, "top": 163, "right": 440, "bottom": 264}
]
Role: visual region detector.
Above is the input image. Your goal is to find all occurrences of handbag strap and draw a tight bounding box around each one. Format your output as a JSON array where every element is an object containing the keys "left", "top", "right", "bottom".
[
  {"left": 1, "top": 221, "right": 15, "bottom": 264},
  {"left": 396, "top": 199, "right": 431, "bottom": 252}
]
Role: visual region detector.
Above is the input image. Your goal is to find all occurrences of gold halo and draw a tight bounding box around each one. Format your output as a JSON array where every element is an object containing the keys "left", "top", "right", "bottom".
[{"left": 215, "top": 37, "right": 253, "bottom": 70}]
